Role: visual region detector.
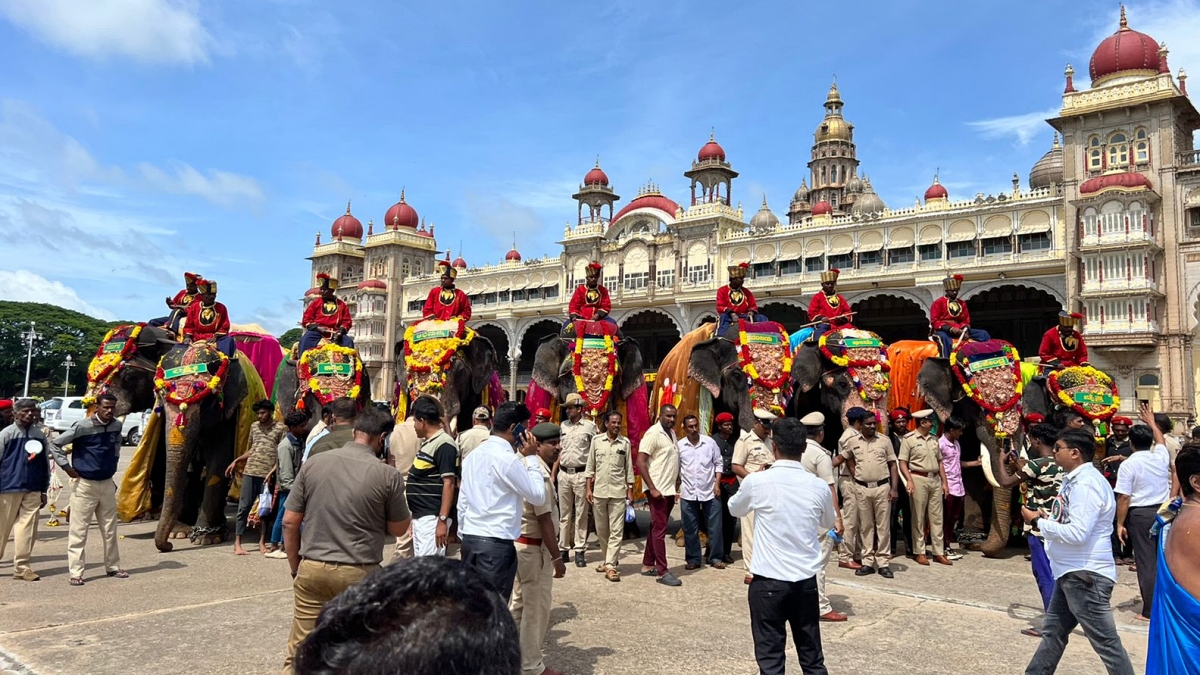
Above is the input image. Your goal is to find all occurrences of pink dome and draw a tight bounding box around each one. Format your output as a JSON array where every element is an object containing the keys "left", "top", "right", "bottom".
[
  {"left": 505, "top": 247, "right": 522, "bottom": 262},
  {"left": 304, "top": 286, "right": 321, "bottom": 299},
  {"left": 698, "top": 137, "right": 726, "bottom": 162},
  {"left": 584, "top": 164, "right": 609, "bottom": 186},
  {"left": 384, "top": 189, "right": 419, "bottom": 230},
  {"left": 452, "top": 256, "right": 467, "bottom": 269},
  {"left": 611, "top": 192, "right": 681, "bottom": 224},
  {"left": 357, "top": 279, "right": 387, "bottom": 291},
  {"left": 1089, "top": 8, "right": 1161, "bottom": 83},
  {"left": 331, "top": 202, "right": 363, "bottom": 240},
  {"left": 924, "top": 177, "right": 948, "bottom": 201},
  {"left": 1079, "top": 171, "right": 1152, "bottom": 195},
  {"left": 811, "top": 200, "right": 833, "bottom": 216}
]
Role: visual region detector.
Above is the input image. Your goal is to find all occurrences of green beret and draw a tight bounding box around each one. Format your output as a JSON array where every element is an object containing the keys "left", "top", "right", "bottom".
[{"left": 531, "top": 422, "right": 561, "bottom": 442}]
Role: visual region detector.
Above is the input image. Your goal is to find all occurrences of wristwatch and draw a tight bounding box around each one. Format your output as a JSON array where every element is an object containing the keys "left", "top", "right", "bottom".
[{"left": 438, "top": 515, "right": 449, "bottom": 523}]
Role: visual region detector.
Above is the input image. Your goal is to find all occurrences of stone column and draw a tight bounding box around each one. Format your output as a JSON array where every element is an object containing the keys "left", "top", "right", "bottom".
[{"left": 509, "top": 346, "right": 521, "bottom": 400}]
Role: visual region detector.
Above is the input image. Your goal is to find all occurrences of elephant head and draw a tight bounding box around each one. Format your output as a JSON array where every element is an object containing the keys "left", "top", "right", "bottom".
[
  {"left": 394, "top": 333, "right": 498, "bottom": 431},
  {"left": 83, "top": 324, "right": 179, "bottom": 416},
  {"left": 154, "top": 343, "right": 249, "bottom": 552},
  {"left": 786, "top": 339, "right": 887, "bottom": 435},
  {"left": 275, "top": 345, "right": 372, "bottom": 435},
  {"left": 687, "top": 335, "right": 806, "bottom": 432},
  {"left": 529, "top": 333, "right": 646, "bottom": 406},
  {"left": 917, "top": 357, "right": 1018, "bottom": 557},
  {"left": 1021, "top": 377, "right": 1068, "bottom": 427}
]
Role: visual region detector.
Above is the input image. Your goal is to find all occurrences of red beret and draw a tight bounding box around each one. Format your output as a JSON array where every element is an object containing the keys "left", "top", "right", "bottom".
[
  {"left": 1111, "top": 416, "right": 1133, "bottom": 426},
  {"left": 0, "top": 399, "right": 12, "bottom": 411},
  {"left": 714, "top": 412, "right": 734, "bottom": 424},
  {"left": 535, "top": 408, "right": 552, "bottom": 419},
  {"left": 1024, "top": 412, "right": 1045, "bottom": 424},
  {"left": 889, "top": 408, "right": 910, "bottom": 422}
]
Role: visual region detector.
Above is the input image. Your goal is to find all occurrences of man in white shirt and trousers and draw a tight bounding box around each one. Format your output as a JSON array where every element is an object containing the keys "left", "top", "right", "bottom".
[
  {"left": 799, "top": 411, "right": 847, "bottom": 622},
  {"left": 730, "top": 417, "right": 836, "bottom": 675},
  {"left": 458, "top": 402, "right": 547, "bottom": 603},
  {"left": 1021, "top": 428, "right": 1135, "bottom": 675}
]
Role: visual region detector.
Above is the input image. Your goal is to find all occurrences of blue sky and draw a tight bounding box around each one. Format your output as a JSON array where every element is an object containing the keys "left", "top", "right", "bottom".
[{"left": 1, "top": 0, "right": 1197, "bottom": 335}]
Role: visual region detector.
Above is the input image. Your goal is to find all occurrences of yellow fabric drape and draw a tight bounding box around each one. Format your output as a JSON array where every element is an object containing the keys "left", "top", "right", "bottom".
[
  {"left": 650, "top": 325, "right": 713, "bottom": 430},
  {"left": 117, "top": 409, "right": 162, "bottom": 522}
]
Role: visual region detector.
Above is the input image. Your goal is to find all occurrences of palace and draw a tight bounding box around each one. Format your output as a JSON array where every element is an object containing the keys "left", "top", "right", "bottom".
[{"left": 309, "top": 8, "right": 1200, "bottom": 421}]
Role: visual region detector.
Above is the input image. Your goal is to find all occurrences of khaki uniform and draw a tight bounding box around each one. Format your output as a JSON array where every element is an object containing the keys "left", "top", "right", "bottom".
[
  {"left": 388, "top": 417, "right": 420, "bottom": 563},
  {"left": 838, "top": 431, "right": 895, "bottom": 568},
  {"left": 510, "top": 457, "right": 558, "bottom": 675},
  {"left": 732, "top": 430, "right": 773, "bottom": 569},
  {"left": 802, "top": 439, "right": 837, "bottom": 614},
  {"left": 836, "top": 427, "right": 861, "bottom": 564},
  {"left": 557, "top": 418, "right": 597, "bottom": 555},
  {"left": 898, "top": 431, "right": 945, "bottom": 556},
  {"left": 586, "top": 434, "right": 633, "bottom": 568}
]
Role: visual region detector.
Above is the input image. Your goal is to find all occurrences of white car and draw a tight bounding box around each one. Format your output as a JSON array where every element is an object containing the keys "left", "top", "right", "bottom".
[
  {"left": 42, "top": 396, "right": 88, "bottom": 433},
  {"left": 121, "top": 411, "right": 150, "bottom": 446}
]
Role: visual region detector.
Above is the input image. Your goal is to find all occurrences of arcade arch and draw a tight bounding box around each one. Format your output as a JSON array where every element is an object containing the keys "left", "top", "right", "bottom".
[
  {"left": 965, "top": 285, "right": 1062, "bottom": 358},
  {"left": 851, "top": 295, "right": 930, "bottom": 344},
  {"left": 620, "top": 309, "right": 682, "bottom": 369}
]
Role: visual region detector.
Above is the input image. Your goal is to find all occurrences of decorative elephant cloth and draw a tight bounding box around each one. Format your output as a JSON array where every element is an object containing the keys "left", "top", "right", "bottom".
[
  {"left": 297, "top": 342, "right": 365, "bottom": 410},
  {"left": 572, "top": 331, "right": 620, "bottom": 413},
  {"left": 1046, "top": 365, "right": 1121, "bottom": 422},
  {"left": 886, "top": 340, "right": 940, "bottom": 415},
  {"left": 949, "top": 339, "right": 1024, "bottom": 439},
  {"left": 818, "top": 328, "right": 891, "bottom": 420},
  {"left": 229, "top": 330, "right": 286, "bottom": 398},
  {"left": 400, "top": 318, "right": 474, "bottom": 400},
  {"left": 732, "top": 319, "right": 793, "bottom": 416}
]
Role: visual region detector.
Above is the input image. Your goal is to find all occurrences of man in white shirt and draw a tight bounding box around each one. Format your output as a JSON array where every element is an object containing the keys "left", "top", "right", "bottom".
[
  {"left": 458, "top": 402, "right": 547, "bottom": 602},
  {"left": 730, "top": 417, "right": 836, "bottom": 675},
  {"left": 1021, "top": 429, "right": 1134, "bottom": 675},
  {"left": 1115, "top": 404, "right": 1173, "bottom": 621},
  {"left": 799, "top": 412, "right": 846, "bottom": 623},
  {"left": 677, "top": 414, "right": 725, "bottom": 571}
]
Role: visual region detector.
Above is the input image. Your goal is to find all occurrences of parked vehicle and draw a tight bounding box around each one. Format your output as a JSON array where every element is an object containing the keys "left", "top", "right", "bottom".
[
  {"left": 121, "top": 411, "right": 150, "bottom": 446},
  {"left": 42, "top": 396, "right": 87, "bottom": 433}
]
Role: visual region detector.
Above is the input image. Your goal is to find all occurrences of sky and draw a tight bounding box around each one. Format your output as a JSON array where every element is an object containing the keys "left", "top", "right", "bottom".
[{"left": 1, "top": 0, "right": 1198, "bottom": 335}]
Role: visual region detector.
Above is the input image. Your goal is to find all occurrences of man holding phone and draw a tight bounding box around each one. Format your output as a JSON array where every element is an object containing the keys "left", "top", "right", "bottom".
[{"left": 458, "top": 402, "right": 548, "bottom": 602}]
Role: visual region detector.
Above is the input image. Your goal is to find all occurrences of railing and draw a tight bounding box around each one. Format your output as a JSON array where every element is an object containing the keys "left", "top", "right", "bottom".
[
  {"left": 1085, "top": 319, "right": 1159, "bottom": 335},
  {"left": 1079, "top": 230, "right": 1158, "bottom": 247},
  {"left": 1080, "top": 278, "right": 1159, "bottom": 293},
  {"left": 1177, "top": 150, "right": 1200, "bottom": 168}
]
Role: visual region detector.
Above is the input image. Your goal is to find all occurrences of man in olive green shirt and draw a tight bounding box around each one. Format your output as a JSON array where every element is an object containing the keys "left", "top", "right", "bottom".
[
  {"left": 898, "top": 410, "right": 951, "bottom": 566},
  {"left": 586, "top": 410, "right": 634, "bottom": 581}
]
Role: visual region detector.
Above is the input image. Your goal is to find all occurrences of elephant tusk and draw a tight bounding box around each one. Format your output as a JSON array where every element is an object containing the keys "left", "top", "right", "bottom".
[{"left": 979, "top": 443, "right": 1001, "bottom": 489}]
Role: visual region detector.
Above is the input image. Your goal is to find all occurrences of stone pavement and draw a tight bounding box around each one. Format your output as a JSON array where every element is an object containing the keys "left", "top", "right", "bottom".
[{"left": 0, "top": 459, "right": 1150, "bottom": 674}]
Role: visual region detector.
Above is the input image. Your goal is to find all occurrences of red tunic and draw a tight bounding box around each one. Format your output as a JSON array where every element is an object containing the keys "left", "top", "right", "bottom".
[
  {"left": 169, "top": 288, "right": 197, "bottom": 309},
  {"left": 930, "top": 296, "right": 971, "bottom": 333},
  {"left": 716, "top": 285, "right": 759, "bottom": 315},
  {"left": 183, "top": 301, "right": 230, "bottom": 341},
  {"left": 807, "top": 292, "right": 853, "bottom": 326},
  {"left": 568, "top": 284, "right": 612, "bottom": 320},
  {"left": 422, "top": 287, "right": 472, "bottom": 321},
  {"left": 1039, "top": 328, "right": 1088, "bottom": 367},
  {"left": 302, "top": 298, "right": 353, "bottom": 332}
]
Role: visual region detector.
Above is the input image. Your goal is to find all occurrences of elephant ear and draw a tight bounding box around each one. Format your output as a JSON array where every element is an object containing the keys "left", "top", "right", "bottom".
[
  {"left": 917, "top": 357, "right": 955, "bottom": 423},
  {"left": 468, "top": 335, "right": 499, "bottom": 394},
  {"left": 1021, "top": 377, "right": 1053, "bottom": 420},
  {"left": 617, "top": 336, "right": 646, "bottom": 400},
  {"left": 790, "top": 342, "right": 822, "bottom": 394},
  {"left": 688, "top": 338, "right": 728, "bottom": 399},
  {"left": 530, "top": 333, "right": 566, "bottom": 397},
  {"left": 221, "top": 359, "right": 251, "bottom": 421}
]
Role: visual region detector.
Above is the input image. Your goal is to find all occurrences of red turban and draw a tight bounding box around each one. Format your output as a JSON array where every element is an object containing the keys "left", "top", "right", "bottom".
[
  {"left": 714, "top": 412, "right": 734, "bottom": 424},
  {"left": 0, "top": 399, "right": 12, "bottom": 411},
  {"left": 535, "top": 408, "right": 552, "bottom": 419},
  {"left": 889, "top": 408, "right": 910, "bottom": 422},
  {"left": 1111, "top": 416, "right": 1133, "bottom": 426}
]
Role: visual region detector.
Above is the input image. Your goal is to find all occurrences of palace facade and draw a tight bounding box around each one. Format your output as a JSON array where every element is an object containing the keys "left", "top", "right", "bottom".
[{"left": 309, "top": 9, "right": 1200, "bottom": 421}]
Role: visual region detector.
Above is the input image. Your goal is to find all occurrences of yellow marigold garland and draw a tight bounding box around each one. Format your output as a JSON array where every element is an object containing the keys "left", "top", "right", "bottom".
[
  {"left": 1048, "top": 365, "right": 1120, "bottom": 420},
  {"left": 573, "top": 334, "right": 617, "bottom": 412},
  {"left": 84, "top": 324, "right": 144, "bottom": 405},
  {"left": 298, "top": 342, "right": 364, "bottom": 406}
]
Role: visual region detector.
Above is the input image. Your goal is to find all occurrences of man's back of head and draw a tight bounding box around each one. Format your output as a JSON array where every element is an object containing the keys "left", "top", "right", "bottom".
[
  {"left": 294, "top": 557, "right": 520, "bottom": 675},
  {"left": 329, "top": 397, "right": 359, "bottom": 424}
]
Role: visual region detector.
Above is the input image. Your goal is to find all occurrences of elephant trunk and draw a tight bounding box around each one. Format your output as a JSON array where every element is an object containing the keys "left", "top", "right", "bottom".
[
  {"left": 979, "top": 431, "right": 1015, "bottom": 558},
  {"left": 154, "top": 405, "right": 198, "bottom": 552}
]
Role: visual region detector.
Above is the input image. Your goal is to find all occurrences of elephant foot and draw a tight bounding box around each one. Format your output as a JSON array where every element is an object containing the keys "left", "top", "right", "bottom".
[
  {"left": 190, "top": 525, "right": 226, "bottom": 546},
  {"left": 979, "top": 536, "right": 1007, "bottom": 558},
  {"left": 168, "top": 525, "right": 191, "bottom": 539}
]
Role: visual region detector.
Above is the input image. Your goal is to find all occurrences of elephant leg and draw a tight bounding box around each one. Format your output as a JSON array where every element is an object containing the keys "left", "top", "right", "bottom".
[
  {"left": 192, "top": 431, "right": 235, "bottom": 546},
  {"left": 980, "top": 486, "right": 1014, "bottom": 558}
]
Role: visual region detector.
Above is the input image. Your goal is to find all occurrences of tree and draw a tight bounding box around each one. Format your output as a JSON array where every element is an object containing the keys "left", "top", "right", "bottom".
[
  {"left": 0, "top": 302, "right": 130, "bottom": 397},
  {"left": 279, "top": 327, "right": 303, "bottom": 349}
]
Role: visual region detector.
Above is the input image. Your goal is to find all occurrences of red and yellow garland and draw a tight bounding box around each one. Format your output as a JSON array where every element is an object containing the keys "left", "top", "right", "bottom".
[
  {"left": 950, "top": 343, "right": 1023, "bottom": 438},
  {"left": 298, "top": 343, "right": 364, "bottom": 406},
  {"left": 154, "top": 348, "right": 230, "bottom": 427},
  {"left": 403, "top": 319, "right": 473, "bottom": 374},
  {"left": 737, "top": 320, "right": 793, "bottom": 390},
  {"left": 573, "top": 334, "right": 618, "bottom": 412},
  {"left": 1048, "top": 365, "right": 1120, "bottom": 421},
  {"left": 84, "top": 324, "right": 144, "bottom": 405}
]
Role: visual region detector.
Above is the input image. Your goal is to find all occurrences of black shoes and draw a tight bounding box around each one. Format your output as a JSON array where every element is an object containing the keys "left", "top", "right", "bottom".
[
  {"left": 574, "top": 551, "right": 586, "bottom": 568},
  {"left": 855, "top": 566, "right": 876, "bottom": 576},
  {"left": 562, "top": 551, "right": 570, "bottom": 565},
  {"left": 878, "top": 566, "right": 894, "bottom": 579}
]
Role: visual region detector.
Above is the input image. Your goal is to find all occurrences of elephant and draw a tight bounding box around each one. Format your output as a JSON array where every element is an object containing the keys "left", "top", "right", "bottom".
[
  {"left": 529, "top": 332, "right": 646, "bottom": 411},
  {"left": 274, "top": 345, "right": 372, "bottom": 434},
  {"left": 789, "top": 329, "right": 893, "bottom": 440},
  {"left": 393, "top": 332, "right": 501, "bottom": 432},
  {"left": 918, "top": 356, "right": 1023, "bottom": 558}
]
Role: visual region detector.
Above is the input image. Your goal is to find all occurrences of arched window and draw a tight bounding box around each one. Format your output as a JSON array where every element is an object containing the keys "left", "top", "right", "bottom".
[
  {"left": 1137, "top": 373, "right": 1160, "bottom": 387},
  {"left": 414, "top": 259, "right": 424, "bottom": 276},
  {"left": 1088, "top": 136, "right": 1103, "bottom": 172},
  {"left": 402, "top": 256, "right": 411, "bottom": 277},
  {"left": 1107, "top": 132, "right": 1129, "bottom": 168},
  {"left": 1134, "top": 128, "right": 1149, "bottom": 164}
]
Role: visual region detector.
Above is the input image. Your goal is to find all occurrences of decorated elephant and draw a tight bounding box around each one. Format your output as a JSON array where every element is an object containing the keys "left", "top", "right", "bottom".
[
  {"left": 274, "top": 342, "right": 372, "bottom": 432},
  {"left": 653, "top": 320, "right": 798, "bottom": 433},
  {"left": 393, "top": 318, "right": 504, "bottom": 432},
  {"left": 83, "top": 325, "right": 263, "bottom": 549},
  {"left": 789, "top": 327, "right": 894, "bottom": 437},
  {"left": 917, "top": 339, "right": 1029, "bottom": 557},
  {"left": 1021, "top": 364, "right": 1121, "bottom": 431},
  {"left": 527, "top": 322, "right": 649, "bottom": 444}
]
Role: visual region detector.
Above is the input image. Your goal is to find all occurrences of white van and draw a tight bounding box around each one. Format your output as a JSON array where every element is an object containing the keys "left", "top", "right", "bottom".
[{"left": 42, "top": 396, "right": 87, "bottom": 433}]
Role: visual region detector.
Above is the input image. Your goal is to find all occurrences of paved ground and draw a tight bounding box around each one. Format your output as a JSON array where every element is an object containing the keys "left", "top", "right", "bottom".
[{"left": 1, "top": 456, "right": 1150, "bottom": 675}]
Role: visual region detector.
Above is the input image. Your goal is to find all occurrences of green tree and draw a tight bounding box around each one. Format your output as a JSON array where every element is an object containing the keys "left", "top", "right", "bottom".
[
  {"left": 279, "top": 327, "right": 303, "bottom": 348},
  {"left": 0, "top": 302, "right": 130, "bottom": 397}
]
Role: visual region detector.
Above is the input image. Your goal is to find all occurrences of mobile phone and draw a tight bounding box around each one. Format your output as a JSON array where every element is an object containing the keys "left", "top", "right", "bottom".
[{"left": 512, "top": 423, "right": 526, "bottom": 449}]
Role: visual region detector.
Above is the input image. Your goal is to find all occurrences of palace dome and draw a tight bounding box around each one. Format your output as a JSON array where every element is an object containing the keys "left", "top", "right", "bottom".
[
  {"left": 811, "top": 200, "right": 833, "bottom": 216},
  {"left": 698, "top": 135, "right": 726, "bottom": 162},
  {"left": 357, "top": 279, "right": 386, "bottom": 291},
  {"left": 925, "top": 176, "right": 948, "bottom": 201},
  {"left": 846, "top": 172, "right": 863, "bottom": 194},
  {"left": 1089, "top": 8, "right": 1162, "bottom": 85},
  {"left": 1029, "top": 135, "right": 1064, "bottom": 189},
  {"left": 850, "top": 179, "right": 886, "bottom": 215},
  {"left": 304, "top": 287, "right": 321, "bottom": 300},
  {"left": 331, "top": 202, "right": 363, "bottom": 240},
  {"left": 452, "top": 255, "right": 467, "bottom": 269},
  {"left": 792, "top": 181, "right": 810, "bottom": 203},
  {"left": 1079, "top": 171, "right": 1152, "bottom": 195},
  {"left": 384, "top": 189, "right": 419, "bottom": 230},
  {"left": 505, "top": 247, "right": 522, "bottom": 262},
  {"left": 611, "top": 189, "right": 681, "bottom": 224},
  {"left": 584, "top": 163, "right": 609, "bottom": 186},
  {"left": 749, "top": 197, "right": 780, "bottom": 230}
]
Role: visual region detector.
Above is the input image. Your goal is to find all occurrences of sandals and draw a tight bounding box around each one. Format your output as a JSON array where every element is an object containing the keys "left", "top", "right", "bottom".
[
  {"left": 605, "top": 568, "right": 621, "bottom": 582},
  {"left": 69, "top": 577, "right": 85, "bottom": 586},
  {"left": 107, "top": 570, "right": 130, "bottom": 579}
]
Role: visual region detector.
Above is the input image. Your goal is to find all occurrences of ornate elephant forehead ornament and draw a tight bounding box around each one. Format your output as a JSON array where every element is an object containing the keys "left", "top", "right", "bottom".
[
  {"left": 949, "top": 341, "right": 1024, "bottom": 439},
  {"left": 154, "top": 346, "right": 230, "bottom": 429},
  {"left": 401, "top": 318, "right": 474, "bottom": 398},
  {"left": 573, "top": 333, "right": 618, "bottom": 413},
  {"left": 298, "top": 342, "right": 364, "bottom": 408},
  {"left": 84, "top": 323, "right": 145, "bottom": 406},
  {"left": 736, "top": 319, "right": 792, "bottom": 416},
  {"left": 1047, "top": 366, "right": 1120, "bottom": 426}
]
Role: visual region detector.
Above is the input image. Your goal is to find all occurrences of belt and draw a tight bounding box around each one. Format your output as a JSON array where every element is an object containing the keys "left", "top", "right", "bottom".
[
  {"left": 854, "top": 478, "right": 889, "bottom": 488},
  {"left": 515, "top": 535, "right": 543, "bottom": 546},
  {"left": 910, "top": 470, "right": 934, "bottom": 477},
  {"left": 719, "top": 475, "right": 738, "bottom": 485},
  {"left": 559, "top": 466, "right": 586, "bottom": 474}
]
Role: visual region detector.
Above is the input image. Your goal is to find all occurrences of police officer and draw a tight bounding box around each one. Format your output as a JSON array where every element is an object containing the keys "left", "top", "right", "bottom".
[
  {"left": 585, "top": 411, "right": 634, "bottom": 582},
  {"left": 554, "top": 392, "right": 597, "bottom": 568},
  {"left": 834, "top": 407, "right": 899, "bottom": 578},
  {"left": 898, "top": 410, "right": 952, "bottom": 566},
  {"left": 732, "top": 408, "right": 775, "bottom": 584},
  {"left": 800, "top": 411, "right": 847, "bottom": 622},
  {"left": 836, "top": 413, "right": 866, "bottom": 570},
  {"left": 887, "top": 408, "right": 915, "bottom": 558}
]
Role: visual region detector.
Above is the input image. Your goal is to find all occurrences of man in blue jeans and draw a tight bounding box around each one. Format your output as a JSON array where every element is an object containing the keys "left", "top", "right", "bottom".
[
  {"left": 1021, "top": 429, "right": 1134, "bottom": 675},
  {"left": 266, "top": 411, "right": 310, "bottom": 559},
  {"left": 677, "top": 414, "right": 725, "bottom": 570}
]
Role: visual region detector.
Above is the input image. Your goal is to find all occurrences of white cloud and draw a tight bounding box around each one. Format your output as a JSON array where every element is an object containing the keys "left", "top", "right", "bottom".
[
  {"left": 0, "top": 270, "right": 117, "bottom": 320},
  {"left": 967, "top": 107, "right": 1061, "bottom": 147},
  {"left": 0, "top": 0, "right": 213, "bottom": 65},
  {"left": 139, "top": 162, "right": 265, "bottom": 208}
]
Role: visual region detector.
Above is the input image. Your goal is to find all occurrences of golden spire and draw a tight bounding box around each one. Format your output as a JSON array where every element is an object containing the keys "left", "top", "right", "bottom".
[
  {"left": 1053, "top": 131, "right": 1060, "bottom": 148},
  {"left": 1119, "top": 4, "right": 1128, "bottom": 30},
  {"left": 345, "top": 200, "right": 352, "bottom": 215},
  {"left": 761, "top": 193, "right": 768, "bottom": 208},
  {"left": 399, "top": 186, "right": 406, "bottom": 202}
]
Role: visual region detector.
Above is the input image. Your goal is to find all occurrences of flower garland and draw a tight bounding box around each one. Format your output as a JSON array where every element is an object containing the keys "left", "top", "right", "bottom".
[
  {"left": 573, "top": 334, "right": 618, "bottom": 412},
  {"left": 818, "top": 330, "right": 891, "bottom": 372},
  {"left": 1048, "top": 365, "right": 1120, "bottom": 420},
  {"left": 737, "top": 320, "right": 793, "bottom": 391},
  {"left": 402, "top": 319, "right": 473, "bottom": 374},
  {"left": 950, "top": 343, "right": 1024, "bottom": 438},
  {"left": 154, "top": 348, "right": 230, "bottom": 428},
  {"left": 298, "top": 343, "right": 364, "bottom": 406},
  {"left": 84, "top": 324, "right": 144, "bottom": 405}
]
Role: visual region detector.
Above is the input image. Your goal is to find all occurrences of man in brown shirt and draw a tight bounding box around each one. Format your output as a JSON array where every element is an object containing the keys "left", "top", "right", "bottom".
[
  {"left": 553, "top": 393, "right": 597, "bottom": 568},
  {"left": 305, "top": 397, "right": 358, "bottom": 460},
  {"left": 585, "top": 410, "right": 634, "bottom": 581},
  {"left": 898, "top": 409, "right": 951, "bottom": 566},
  {"left": 511, "top": 422, "right": 567, "bottom": 675},
  {"left": 281, "top": 407, "right": 411, "bottom": 672},
  {"left": 833, "top": 407, "right": 898, "bottom": 579}
]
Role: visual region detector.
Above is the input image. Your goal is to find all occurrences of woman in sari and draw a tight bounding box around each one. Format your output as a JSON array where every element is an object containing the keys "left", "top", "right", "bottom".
[{"left": 1147, "top": 443, "right": 1200, "bottom": 674}]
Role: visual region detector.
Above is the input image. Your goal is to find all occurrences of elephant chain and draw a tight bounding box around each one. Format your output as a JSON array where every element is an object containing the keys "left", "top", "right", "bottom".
[{"left": 190, "top": 525, "right": 223, "bottom": 542}]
